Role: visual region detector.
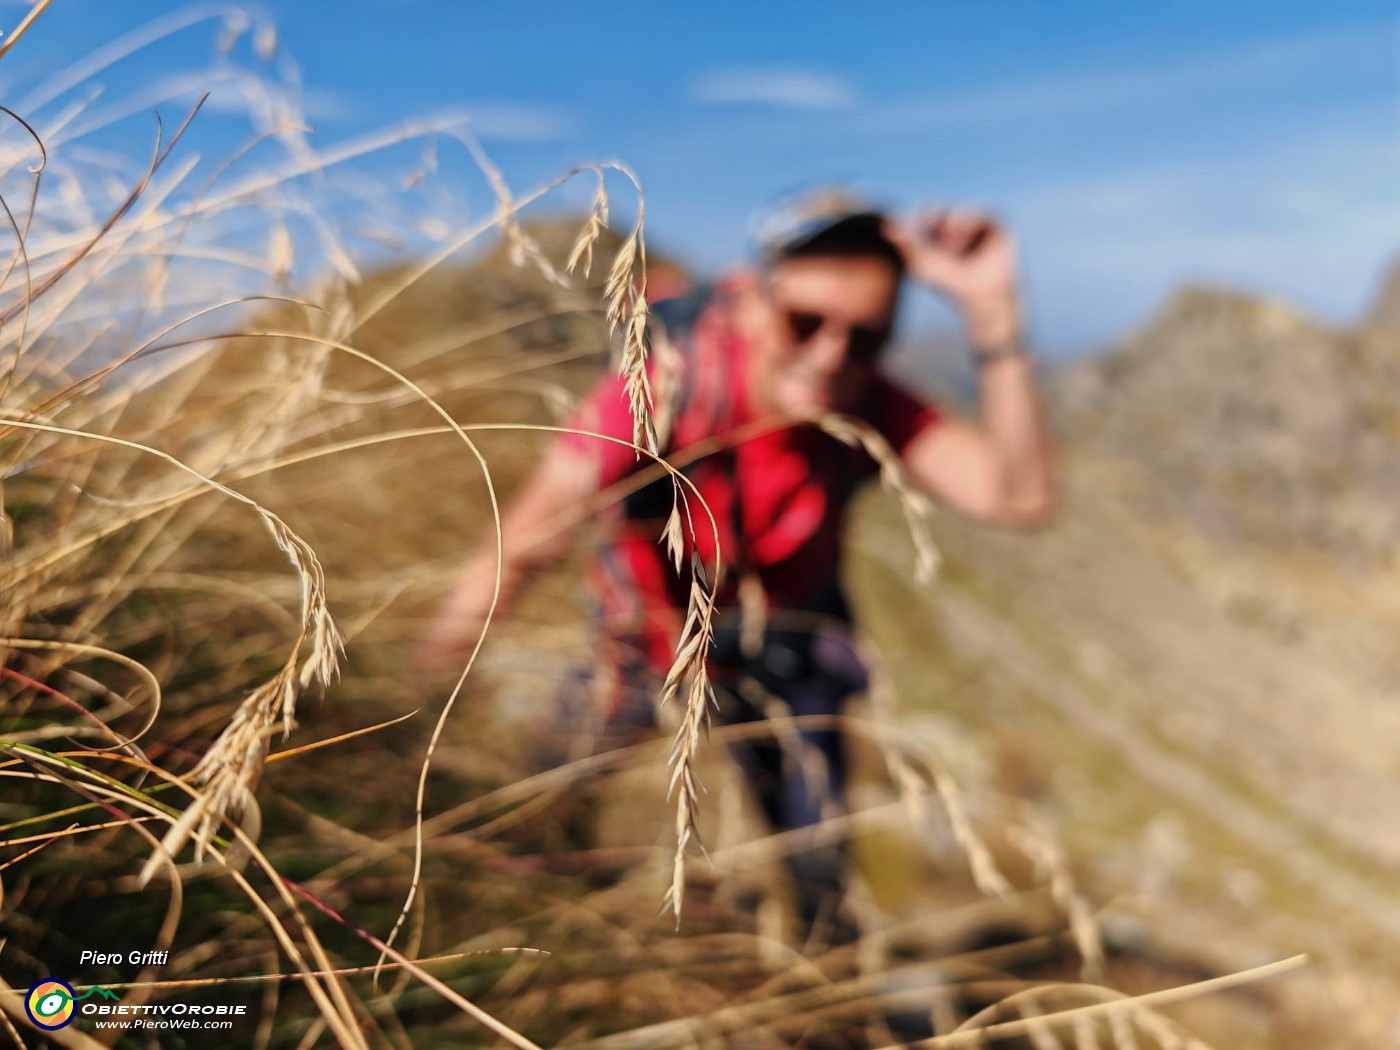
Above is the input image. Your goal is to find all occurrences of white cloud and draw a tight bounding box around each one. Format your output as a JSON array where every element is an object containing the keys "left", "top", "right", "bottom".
[
  {"left": 194, "top": 77, "right": 349, "bottom": 122},
  {"left": 861, "top": 22, "right": 1389, "bottom": 133},
  {"left": 689, "top": 67, "right": 856, "bottom": 111},
  {"left": 455, "top": 102, "right": 573, "bottom": 142}
]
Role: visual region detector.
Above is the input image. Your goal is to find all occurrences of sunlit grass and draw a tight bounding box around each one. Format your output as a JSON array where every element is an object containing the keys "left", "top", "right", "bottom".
[{"left": 0, "top": 6, "right": 1307, "bottom": 1047}]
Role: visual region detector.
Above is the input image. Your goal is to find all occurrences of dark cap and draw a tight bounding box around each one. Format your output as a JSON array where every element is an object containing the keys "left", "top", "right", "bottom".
[{"left": 751, "top": 188, "right": 891, "bottom": 265}]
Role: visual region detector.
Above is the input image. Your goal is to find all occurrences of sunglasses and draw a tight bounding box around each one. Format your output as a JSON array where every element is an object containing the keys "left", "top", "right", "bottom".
[{"left": 783, "top": 309, "right": 892, "bottom": 362}]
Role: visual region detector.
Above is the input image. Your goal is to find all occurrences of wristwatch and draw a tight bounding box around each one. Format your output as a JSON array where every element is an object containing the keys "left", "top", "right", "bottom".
[{"left": 973, "top": 338, "right": 1027, "bottom": 366}]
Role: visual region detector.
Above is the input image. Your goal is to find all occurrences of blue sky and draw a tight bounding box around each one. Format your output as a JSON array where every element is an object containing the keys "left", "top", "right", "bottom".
[{"left": 4, "top": 1, "right": 1397, "bottom": 356}]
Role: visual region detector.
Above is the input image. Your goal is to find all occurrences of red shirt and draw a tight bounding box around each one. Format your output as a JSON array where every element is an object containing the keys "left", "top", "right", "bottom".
[{"left": 561, "top": 290, "right": 940, "bottom": 678}]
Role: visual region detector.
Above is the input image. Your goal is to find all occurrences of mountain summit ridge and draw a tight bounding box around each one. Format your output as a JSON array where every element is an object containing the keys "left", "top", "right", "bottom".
[{"left": 1054, "top": 277, "right": 1400, "bottom": 561}]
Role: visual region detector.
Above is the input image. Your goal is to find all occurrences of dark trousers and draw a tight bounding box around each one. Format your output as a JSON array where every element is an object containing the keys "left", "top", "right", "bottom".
[
  {"left": 710, "top": 620, "right": 869, "bottom": 935},
  {"left": 543, "top": 616, "right": 870, "bottom": 939}
]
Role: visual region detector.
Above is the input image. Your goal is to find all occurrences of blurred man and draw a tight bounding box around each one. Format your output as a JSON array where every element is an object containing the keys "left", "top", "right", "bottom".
[{"left": 418, "top": 190, "right": 1054, "bottom": 936}]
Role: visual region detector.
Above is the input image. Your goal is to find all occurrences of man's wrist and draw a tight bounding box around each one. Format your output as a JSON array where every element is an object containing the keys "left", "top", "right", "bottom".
[
  {"left": 960, "top": 292, "right": 1021, "bottom": 351},
  {"left": 972, "top": 336, "right": 1028, "bottom": 366}
]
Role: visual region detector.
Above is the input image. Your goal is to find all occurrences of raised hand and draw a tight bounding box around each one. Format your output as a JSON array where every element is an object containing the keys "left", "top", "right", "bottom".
[{"left": 884, "top": 209, "right": 1022, "bottom": 350}]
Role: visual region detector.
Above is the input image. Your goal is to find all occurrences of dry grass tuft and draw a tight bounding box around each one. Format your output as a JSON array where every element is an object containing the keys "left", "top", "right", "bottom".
[{"left": 0, "top": 8, "right": 1304, "bottom": 1048}]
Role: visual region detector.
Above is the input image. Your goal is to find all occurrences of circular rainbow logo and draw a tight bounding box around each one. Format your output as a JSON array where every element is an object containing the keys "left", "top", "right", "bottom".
[{"left": 25, "top": 979, "right": 76, "bottom": 1031}]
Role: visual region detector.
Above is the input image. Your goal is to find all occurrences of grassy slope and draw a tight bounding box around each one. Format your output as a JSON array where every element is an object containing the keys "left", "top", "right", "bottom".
[
  {"left": 176, "top": 262, "right": 1400, "bottom": 1045},
  {"left": 16, "top": 224, "right": 1398, "bottom": 1045},
  {"left": 846, "top": 442, "right": 1400, "bottom": 1046}
]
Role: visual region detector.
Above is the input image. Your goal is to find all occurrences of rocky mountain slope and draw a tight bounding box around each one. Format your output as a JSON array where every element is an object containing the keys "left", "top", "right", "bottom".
[
  {"left": 846, "top": 270, "right": 1400, "bottom": 1046},
  {"left": 1057, "top": 285, "right": 1400, "bottom": 560}
]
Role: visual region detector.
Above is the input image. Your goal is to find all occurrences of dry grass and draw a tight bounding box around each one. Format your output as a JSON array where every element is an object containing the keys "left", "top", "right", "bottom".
[{"left": 0, "top": 8, "right": 1304, "bottom": 1048}]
